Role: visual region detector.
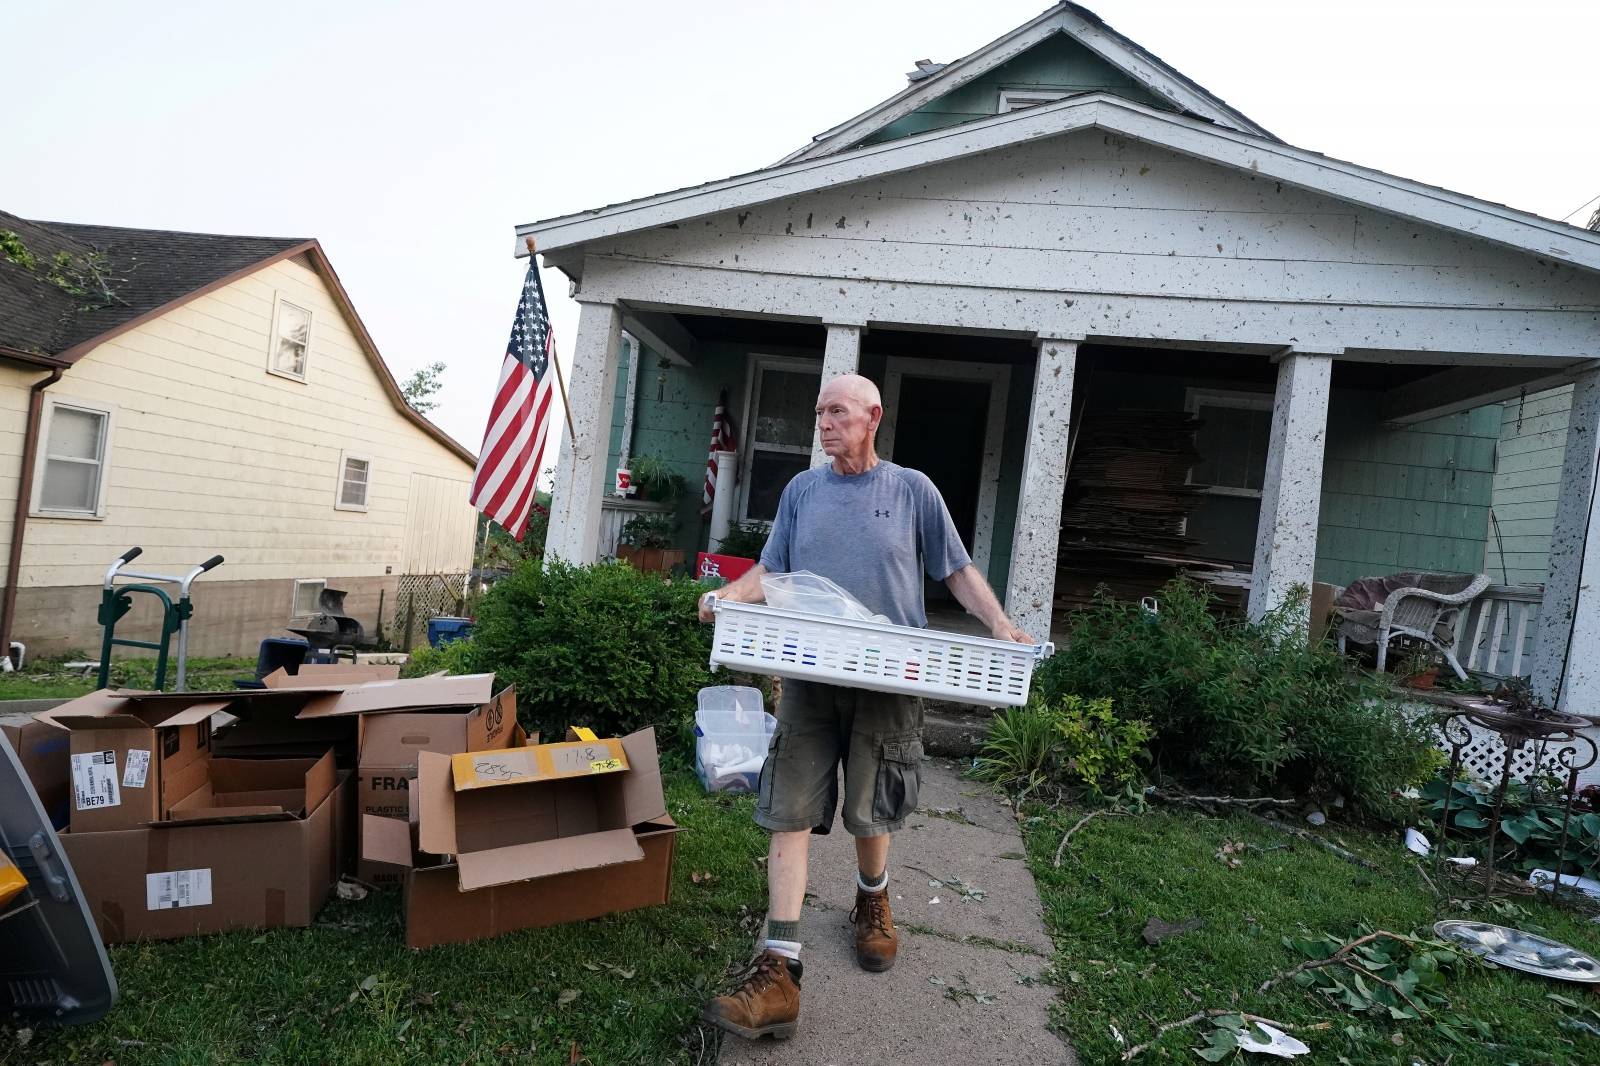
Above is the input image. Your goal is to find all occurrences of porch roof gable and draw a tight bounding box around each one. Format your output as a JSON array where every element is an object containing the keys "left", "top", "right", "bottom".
[
  {"left": 516, "top": 92, "right": 1600, "bottom": 279},
  {"left": 775, "top": 1, "right": 1277, "bottom": 165}
]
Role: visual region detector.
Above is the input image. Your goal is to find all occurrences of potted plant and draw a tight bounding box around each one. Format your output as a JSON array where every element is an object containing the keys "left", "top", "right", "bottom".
[
  {"left": 714, "top": 521, "right": 770, "bottom": 561},
  {"left": 627, "top": 454, "right": 688, "bottom": 505},
  {"left": 617, "top": 513, "right": 685, "bottom": 574},
  {"left": 1395, "top": 645, "right": 1442, "bottom": 690}
]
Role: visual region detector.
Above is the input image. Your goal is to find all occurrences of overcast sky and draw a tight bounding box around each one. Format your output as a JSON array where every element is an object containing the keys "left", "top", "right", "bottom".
[{"left": 7, "top": 0, "right": 1598, "bottom": 466}]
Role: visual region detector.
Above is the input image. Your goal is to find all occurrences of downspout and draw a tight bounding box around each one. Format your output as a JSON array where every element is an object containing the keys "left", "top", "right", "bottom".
[
  {"left": 1, "top": 366, "right": 64, "bottom": 668},
  {"left": 617, "top": 332, "right": 641, "bottom": 470}
]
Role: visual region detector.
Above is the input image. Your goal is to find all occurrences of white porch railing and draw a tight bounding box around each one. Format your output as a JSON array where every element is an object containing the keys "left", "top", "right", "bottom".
[
  {"left": 1454, "top": 583, "right": 1542, "bottom": 680},
  {"left": 598, "top": 497, "right": 675, "bottom": 559}
]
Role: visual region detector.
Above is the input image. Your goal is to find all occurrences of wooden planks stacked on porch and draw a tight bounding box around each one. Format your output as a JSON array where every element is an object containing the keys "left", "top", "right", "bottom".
[{"left": 1054, "top": 409, "right": 1247, "bottom": 616}]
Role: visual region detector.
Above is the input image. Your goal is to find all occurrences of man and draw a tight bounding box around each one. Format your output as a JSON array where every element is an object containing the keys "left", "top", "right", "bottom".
[{"left": 698, "top": 372, "right": 1030, "bottom": 1041}]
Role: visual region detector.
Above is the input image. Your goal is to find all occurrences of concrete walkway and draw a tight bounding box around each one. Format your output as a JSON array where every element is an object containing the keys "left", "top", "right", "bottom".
[{"left": 716, "top": 756, "right": 1074, "bottom": 1066}]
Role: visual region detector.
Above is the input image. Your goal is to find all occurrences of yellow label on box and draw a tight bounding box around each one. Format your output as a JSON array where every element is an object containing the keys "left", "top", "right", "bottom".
[
  {"left": 572, "top": 727, "right": 600, "bottom": 743},
  {"left": 0, "top": 855, "right": 26, "bottom": 909},
  {"left": 451, "top": 737, "right": 630, "bottom": 790}
]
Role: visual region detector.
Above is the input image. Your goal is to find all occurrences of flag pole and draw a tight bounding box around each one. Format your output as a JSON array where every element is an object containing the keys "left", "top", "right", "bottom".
[{"left": 527, "top": 235, "right": 578, "bottom": 447}]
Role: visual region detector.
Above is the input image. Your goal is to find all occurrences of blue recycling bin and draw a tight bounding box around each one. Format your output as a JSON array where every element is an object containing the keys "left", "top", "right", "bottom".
[{"left": 427, "top": 616, "right": 474, "bottom": 648}]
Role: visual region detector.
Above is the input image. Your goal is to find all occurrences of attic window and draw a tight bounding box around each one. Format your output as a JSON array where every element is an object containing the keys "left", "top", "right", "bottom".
[
  {"left": 336, "top": 451, "right": 371, "bottom": 511},
  {"left": 269, "top": 296, "right": 312, "bottom": 380},
  {"left": 997, "top": 89, "right": 1069, "bottom": 114}
]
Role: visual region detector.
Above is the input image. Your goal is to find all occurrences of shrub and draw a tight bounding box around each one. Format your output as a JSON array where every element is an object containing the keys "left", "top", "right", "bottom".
[
  {"left": 1033, "top": 579, "right": 1439, "bottom": 810},
  {"left": 715, "top": 521, "right": 771, "bottom": 560},
  {"left": 422, "top": 558, "right": 716, "bottom": 741},
  {"left": 971, "top": 694, "right": 1152, "bottom": 801},
  {"left": 1420, "top": 774, "right": 1600, "bottom": 877},
  {"left": 401, "top": 636, "right": 481, "bottom": 679}
]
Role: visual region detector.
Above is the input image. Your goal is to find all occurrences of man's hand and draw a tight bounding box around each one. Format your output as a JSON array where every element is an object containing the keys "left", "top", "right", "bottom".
[
  {"left": 696, "top": 564, "right": 769, "bottom": 624},
  {"left": 990, "top": 617, "right": 1033, "bottom": 644}
]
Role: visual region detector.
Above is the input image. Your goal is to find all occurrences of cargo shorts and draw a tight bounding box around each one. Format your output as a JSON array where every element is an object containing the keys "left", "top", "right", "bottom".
[{"left": 753, "top": 679, "right": 924, "bottom": 838}]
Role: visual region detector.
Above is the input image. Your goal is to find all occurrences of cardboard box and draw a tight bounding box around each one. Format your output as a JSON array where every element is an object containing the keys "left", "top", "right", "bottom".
[
  {"left": 353, "top": 685, "right": 522, "bottom": 886},
  {"left": 61, "top": 763, "right": 351, "bottom": 943},
  {"left": 169, "top": 751, "right": 336, "bottom": 825},
  {"left": 1, "top": 712, "right": 71, "bottom": 829},
  {"left": 261, "top": 663, "right": 402, "bottom": 687},
  {"left": 363, "top": 727, "right": 682, "bottom": 948},
  {"left": 52, "top": 694, "right": 221, "bottom": 833}
]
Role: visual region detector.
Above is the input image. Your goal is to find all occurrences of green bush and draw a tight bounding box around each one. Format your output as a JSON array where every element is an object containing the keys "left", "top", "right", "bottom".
[
  {"left": 401, "top": 636, "right": 480, "bottom": 680},
  {"left": 1033, "top": 579, "right": 1440, "bottom": 810},
  {"left": 971, "top": 694, "right": 1152, "bottom": 801},
  {"left": 1419, "top": 774, "right": 1600, "bottom": 877},
  {"left": 410, "top": 558, "right": 717, "bottom": 742}
]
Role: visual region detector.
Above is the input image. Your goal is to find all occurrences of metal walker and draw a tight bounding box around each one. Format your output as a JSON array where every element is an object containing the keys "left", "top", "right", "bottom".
[{"left": 96, "top": 547, "right": 224, "bottom": 691}]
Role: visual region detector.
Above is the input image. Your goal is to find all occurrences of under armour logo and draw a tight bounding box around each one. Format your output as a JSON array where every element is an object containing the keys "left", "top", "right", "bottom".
[{"left": 874, "top": 509, "right": 892, "bottom": 518}]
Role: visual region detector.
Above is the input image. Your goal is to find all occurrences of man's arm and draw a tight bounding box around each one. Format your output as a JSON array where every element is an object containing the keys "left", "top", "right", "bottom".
[
  {"left": 945, "top": 564, "right": 1032, "bottom": 643},
  {"left": 698, "top": 564, "right": 769, "bottom": 623}
]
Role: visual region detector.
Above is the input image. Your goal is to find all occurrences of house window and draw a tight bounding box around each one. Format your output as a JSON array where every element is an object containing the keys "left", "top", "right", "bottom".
[
  {"left": 1187, "top": 389, "right": 1275, "bottom": 497},
  {"left": 740, "top": 357, "right": 821, "bottom": 523},
  {"left": 292, "top": 579, "right": 326, "bottom": 617},
  {"left": 269, "top": 297, "right": 312, "bottom": 379},
  {"left": 997, "top": 89, "right": 1069, "bottom": 113},
  {"left": 34, "top": 400, "right": 112, "bottom": 517},
  {"left": 336, "top": 451, "right": 370, "bottom": 511}
]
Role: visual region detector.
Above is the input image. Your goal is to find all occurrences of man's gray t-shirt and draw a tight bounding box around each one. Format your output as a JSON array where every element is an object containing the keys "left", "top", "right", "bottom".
[{"left": 759, "top": 460, "right": 971, "bottom": 628}]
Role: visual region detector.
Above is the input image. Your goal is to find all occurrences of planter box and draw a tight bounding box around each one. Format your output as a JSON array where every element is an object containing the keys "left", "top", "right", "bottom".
[{"left": 617, "top": 546, "right": 686, "bottom": 574}]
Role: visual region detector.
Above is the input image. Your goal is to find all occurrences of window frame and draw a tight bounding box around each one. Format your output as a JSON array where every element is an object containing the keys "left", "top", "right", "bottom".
[
  {"left": 291, "top": 578, "right": 327, "bottom": 618},
  {"left": 1185, "top": 387, "right": 1276, "bottom": 499},
  {"left": 335, "top": 450, "right": 372, "bottom": 512},
  {"left": 267, "top": 293, "right": 313, "bottom": 382},
  {"left": 737, "top": 353, "right": 822, "bottom": 524},
  {"left": 30, "top": 396, "right": 115, "bottom": 520},
  {"left": 997, "top": 88, "right": 1070, "bottom": 113}
]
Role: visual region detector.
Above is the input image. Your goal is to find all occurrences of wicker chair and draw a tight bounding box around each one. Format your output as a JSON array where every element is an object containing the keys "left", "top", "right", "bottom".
[{"left": 1334, "top": 572, "right": 1491, "bottom": 681}]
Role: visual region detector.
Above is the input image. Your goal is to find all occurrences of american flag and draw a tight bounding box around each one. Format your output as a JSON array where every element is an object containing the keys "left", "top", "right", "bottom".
[
  {"left": 470, "top": 262, "right": 556, "bottom": 540},
  {"left": 702, "top": 389, "right": 738, "bottom": 515}
]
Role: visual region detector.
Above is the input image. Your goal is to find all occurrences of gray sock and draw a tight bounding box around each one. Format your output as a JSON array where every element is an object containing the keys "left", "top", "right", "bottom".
[
  {"left": 858, "top": 869, "right": 887, "bottom": 893},
  {"left": 766, "top": 918, "right": 801, "bottom": 941}
]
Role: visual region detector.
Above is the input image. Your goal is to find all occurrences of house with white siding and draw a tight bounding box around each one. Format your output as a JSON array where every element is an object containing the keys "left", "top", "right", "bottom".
[
  {"left": 0, "top": 211, "right": 478, "bottom": 661},
  {"left": 521, "top": 2, "right": 1600, "bottom": 714}
]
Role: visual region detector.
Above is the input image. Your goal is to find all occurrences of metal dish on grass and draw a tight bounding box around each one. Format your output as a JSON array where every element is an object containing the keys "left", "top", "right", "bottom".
[{"left": 1433, "top": 920, "right": 1600, "bottom": 983}]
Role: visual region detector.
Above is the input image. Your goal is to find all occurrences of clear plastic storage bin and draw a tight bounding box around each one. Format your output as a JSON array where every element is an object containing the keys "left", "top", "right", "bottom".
[{"left": 694, "top": 685, "right": 777, "bottom": 793}]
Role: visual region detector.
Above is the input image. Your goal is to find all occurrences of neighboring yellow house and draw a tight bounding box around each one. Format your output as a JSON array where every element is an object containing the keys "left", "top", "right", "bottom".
[{"left": 0, "top": 211, "right": 478, "bottom": 661}]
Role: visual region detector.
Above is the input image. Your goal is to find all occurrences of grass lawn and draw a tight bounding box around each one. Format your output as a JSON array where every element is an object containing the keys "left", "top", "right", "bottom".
[
  {"left": 1027, "top": 801, "right": 1600, "bottom": 1065},
  {"left": 0, "top": 657, "right": 261, "bottom": 701},
  {"left": 6, "top": 769, "right": 769, "bottom": 1065}
]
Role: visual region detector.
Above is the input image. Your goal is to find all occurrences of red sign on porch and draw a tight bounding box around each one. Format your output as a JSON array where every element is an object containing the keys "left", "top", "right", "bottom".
[{"left": 697, "top": 552, "right": 756, "bottom": 583}]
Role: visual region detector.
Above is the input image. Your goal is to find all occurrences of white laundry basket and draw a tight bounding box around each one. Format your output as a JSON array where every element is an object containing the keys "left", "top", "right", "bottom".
[{"left": 708, "top": 598, "right": 1053, "bottom": 708}]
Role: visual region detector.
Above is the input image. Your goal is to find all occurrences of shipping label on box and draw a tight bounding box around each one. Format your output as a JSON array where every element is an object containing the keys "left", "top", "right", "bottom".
[
  {"left": 71, "top": 750, "right": 121, "bottom": 812},
  {"left": 450, "top": 737, "right": 628, "bottom": 791},
  {"left": 146, "top": 868, "right": 212, "bottom": 910}
]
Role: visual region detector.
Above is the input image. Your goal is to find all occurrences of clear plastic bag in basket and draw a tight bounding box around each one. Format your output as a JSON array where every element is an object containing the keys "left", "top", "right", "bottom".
[{"left": 760, "top": 571, "right": 890, "bottom": 624}]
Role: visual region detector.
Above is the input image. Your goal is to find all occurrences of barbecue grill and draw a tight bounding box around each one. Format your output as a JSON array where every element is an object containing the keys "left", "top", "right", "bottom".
[{"left": 287, "top": 587, "right": 373, "bottom": 660}]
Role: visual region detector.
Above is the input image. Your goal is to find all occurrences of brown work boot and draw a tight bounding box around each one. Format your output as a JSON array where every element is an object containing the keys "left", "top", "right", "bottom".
[
  {"left": 702, "top": 950, "right": 802, "bottom": 1041},
  {"left": 851, "top": 887, "right": 898, "bottom": 972}
]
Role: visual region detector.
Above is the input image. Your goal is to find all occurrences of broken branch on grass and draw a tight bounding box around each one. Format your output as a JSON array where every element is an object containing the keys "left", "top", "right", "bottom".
[
  {"left": 1054, "top": 810, "right": 1132, "bottom": 867},
  {"left": 1121, "top": 1009, "right": 1301, "bottom": 1061},
  {"left": 1145, "top": 787, "right": 1297, "bottom": 812},
  {"left": 1256, "top": 930, "right": 1426, "bottom": 995},
  {"left": 1245, "top": 812, "right": 1379, "bottom": 871}
]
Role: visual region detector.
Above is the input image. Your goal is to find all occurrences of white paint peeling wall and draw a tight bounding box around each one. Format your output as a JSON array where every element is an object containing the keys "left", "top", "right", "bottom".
[
  {"left": 10, "top": 258, "right": 476, "bottom": 589},
  {"left": 545, "top": 300, "right": 622, "bottom": 564},
  {"left": 1531, "top": 369, "right": 1600, "bottom": 710},
  {"left": 810, "top": 324, "right": 861, "bottom": 468},
  {"left": 1005, "top": 338, "right": 1077, "bottom": 642},
  {"left": 1248, "top": 353, "right": 1333, "bottom": 623}
]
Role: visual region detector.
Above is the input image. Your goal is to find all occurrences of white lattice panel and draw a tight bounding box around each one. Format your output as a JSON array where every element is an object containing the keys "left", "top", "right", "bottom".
[
  {"left": 709, "top": 599, "right": 1051, "bottom": 708},
  {"left": 1439, "top": 717, "right": 1600, "bottom": 790}
]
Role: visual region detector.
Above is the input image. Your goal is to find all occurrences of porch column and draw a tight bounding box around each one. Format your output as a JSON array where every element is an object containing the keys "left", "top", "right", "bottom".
[
  {"left": 545, "top": 299, "right": 623, "bottom": 565},
  {"left": 1247, "top": 351, "right": 1333, "bottom": 624},
  {"left": 1531, "top": 368, "right": 1600, "bottom": 710},
  {"left": 1004, "top": 336, "right": 1079, "bottom": 643},
  {"left": 811, "top": 323, "right": 862, "bottom": 468}
]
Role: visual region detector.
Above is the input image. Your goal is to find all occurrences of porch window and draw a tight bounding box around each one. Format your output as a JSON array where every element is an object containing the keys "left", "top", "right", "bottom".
[
  {"left": 740, "top": 357, "right": 821, "bottom": 522},
  {"left": 1186, "top": 389, "right": 1274, "bottom": 497}
]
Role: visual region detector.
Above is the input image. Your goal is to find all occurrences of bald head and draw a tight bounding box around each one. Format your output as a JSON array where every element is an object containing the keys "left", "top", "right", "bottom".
[{"left": 818, "top": 373, "right": 881, "bottom": 411}]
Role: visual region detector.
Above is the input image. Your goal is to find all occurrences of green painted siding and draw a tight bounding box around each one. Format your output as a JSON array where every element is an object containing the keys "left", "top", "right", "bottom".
[
  {"left": 1313, "top": 398, "right": 1501, "bottom": 587},
  {"left": 1485, "top": 386, "right": 1572, "bottom": 586},
  {"left": 859, "top": 33, "right": 1162, "bottom": 147},
  {"left": 605, "top": 340, "right": 753, "bottom": 553}
]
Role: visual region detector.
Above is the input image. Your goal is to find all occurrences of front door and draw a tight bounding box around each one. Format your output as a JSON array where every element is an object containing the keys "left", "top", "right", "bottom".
[{"left": 888, "top": 375, "right": 989, "bottom": 602}]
